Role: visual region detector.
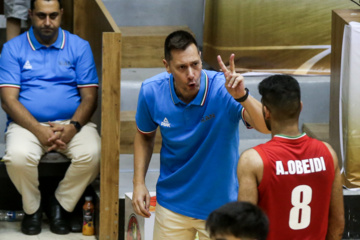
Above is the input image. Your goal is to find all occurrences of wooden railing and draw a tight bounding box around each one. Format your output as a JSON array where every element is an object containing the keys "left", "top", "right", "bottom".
[{"left": 73, "top": 1, "right": 121, "bottom": 239}]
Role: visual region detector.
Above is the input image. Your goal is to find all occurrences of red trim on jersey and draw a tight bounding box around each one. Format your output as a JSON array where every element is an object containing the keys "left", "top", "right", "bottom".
[
  {"left": 137, "top": 126, "right": 156, "bottom": 135},
  {"left": 0, "top": 85, "right": 20, "bottom": 89}
]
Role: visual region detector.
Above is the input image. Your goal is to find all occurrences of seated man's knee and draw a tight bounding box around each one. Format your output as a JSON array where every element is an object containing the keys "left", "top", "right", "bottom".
[
  {"left": 4, "top": 148, "right": 40, "bottom": 169},
  {"left": 74, "top": 148, "right": 100, "bottom": 167}
]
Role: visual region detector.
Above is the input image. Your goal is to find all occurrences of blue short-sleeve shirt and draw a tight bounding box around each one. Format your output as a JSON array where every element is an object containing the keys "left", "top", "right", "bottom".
[
  {"left": 0, "top": 27, "right": 98, "bottom": 124},
  {"left": 136, "top": 70, "right": 250, "bottom": 220}
]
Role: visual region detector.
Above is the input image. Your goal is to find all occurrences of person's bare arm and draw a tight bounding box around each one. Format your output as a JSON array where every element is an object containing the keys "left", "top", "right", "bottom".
[
  {"left": 132, "top": 130, "right": 156, "bottom": 218},
  {"left": 241, "top": 95, "right": 270, "bottom": 134},
  {"left": 71, "top": 87, "right": 98, "bottom": 126},
  {"left": 6, "top": 18, "right": 21, "bottom": 41},
  {"left": 324, "top": 142, "right": 345, "bottom": 240},
  {"left": 217, "top": 54, "right": 270, "bottom": 134},
  {"left": 237, "top": 148, "right": 264, "bottom": 204}
]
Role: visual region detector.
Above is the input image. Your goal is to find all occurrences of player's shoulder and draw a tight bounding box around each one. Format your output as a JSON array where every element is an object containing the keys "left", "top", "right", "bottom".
[
  {"left": 307, "top": 136, "right": 336, "bottom": 156},
  {"left": 320, "top": 140, "right": 333, "bottom": 150},
  {"left": 239, "top": 148, "right": 263, "bottom": 168},
  {"left": 321, "top": 141, "right": 338, "bottom": 164}
]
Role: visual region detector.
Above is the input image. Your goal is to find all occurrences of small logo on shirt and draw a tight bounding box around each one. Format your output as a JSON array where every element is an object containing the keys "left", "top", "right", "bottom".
[
  {"left": 23, "top": 60, "right": 32, "bottom": 70},
  {"left": 161, "top": 118, "right": 171, "bottom": 127},
  {"left": 201, "top": 113, "right": 215, "bottom": 123},
  {"left": 59, "top": 60, "right": 72, "bottom": 66}
]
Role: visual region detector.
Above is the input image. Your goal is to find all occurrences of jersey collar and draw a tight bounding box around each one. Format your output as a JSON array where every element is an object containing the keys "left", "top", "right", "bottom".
[
  {"left": 169, "top": 70, "right": 209, "bottom": 106},
  {"left": 274, "top": 132, "right": 307, "bottom": 140},
  {"left": 27, "top": 26, "right": 66, "bottom": 50}
]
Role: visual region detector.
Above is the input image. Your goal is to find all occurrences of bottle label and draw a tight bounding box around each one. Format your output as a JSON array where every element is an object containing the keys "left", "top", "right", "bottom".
[
  {"left": 7, "top": 211, "right": 16, "bottom": 222},
  {"left": 83, "top": 209, "right": 95, "bottom": 235},
  {"left": 83, "top": 209, "right": 94, "bottom": 224}
]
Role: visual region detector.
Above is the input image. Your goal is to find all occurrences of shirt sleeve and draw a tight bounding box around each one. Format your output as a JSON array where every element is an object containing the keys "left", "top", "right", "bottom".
[
  {"left": 75, "top": 41, "right": 99, "bottom": 88},
  {"left": 135, "top": 83, "right": 158, "bottom": 133},
  {"left": 0, "top": 43, "right": 21, "bottom": 88},
  {"left": 241, "top": 107, "right": 253, "bottom": 129}
]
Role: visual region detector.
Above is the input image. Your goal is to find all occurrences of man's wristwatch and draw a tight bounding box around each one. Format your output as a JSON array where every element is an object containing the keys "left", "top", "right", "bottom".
[
  {"left": 235, "top": 88, "right": 249, "bottom": 102},
  {"left": 70, "top": 121, "right": 82, "bottom": 132}
]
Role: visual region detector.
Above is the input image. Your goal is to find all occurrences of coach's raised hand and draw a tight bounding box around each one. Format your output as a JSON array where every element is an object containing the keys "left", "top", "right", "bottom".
[{"left": 217, "top": 54, "right": 247, "bottom": 100}]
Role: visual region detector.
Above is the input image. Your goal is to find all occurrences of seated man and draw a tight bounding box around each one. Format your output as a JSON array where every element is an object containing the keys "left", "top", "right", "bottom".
[
  {"left": 237, "top": 75, "right": 345, "bottom": 239},
  {"left": 206, "top": 201, "right": 269, "bottom": 240},
  {"left": 0, "top": 0, "right": 100, "bottom": 235}
]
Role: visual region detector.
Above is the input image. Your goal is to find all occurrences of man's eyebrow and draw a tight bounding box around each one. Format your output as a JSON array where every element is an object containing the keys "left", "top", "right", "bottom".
[{"left": 36, "top": 11, "right": 59, "bottom": 15}]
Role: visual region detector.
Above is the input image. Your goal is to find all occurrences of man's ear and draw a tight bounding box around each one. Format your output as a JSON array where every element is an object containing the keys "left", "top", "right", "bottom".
[
  {"left": 300, "top": 101, "right": 303, "bottom": 112},
  {"left": 263, "top": 105, "right": 271, "bottom": 119},
  {"left": 163, "top": 59, "right": 171, "bottom": 73},
  {"left": 28, "top": 9, "right": 33, "bottom": 19}
]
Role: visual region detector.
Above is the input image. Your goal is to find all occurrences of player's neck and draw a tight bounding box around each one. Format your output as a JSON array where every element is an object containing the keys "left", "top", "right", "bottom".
[{"left": 271, "top": 122, "right": 301, "bottom": 137}]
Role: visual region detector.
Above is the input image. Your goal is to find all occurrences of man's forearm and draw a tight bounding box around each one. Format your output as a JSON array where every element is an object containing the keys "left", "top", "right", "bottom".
[
  {"left": 133, "top": 131, "right": 156, "bottom": 186},
  {"left": 2, "top": 98, "right": 41, "bottom": 134},
  {"left": 71, "top": 89, "right": 98, "bottom": 125},
  {"left": 241, "top": 95, "right": 270, "bottom": 134}
]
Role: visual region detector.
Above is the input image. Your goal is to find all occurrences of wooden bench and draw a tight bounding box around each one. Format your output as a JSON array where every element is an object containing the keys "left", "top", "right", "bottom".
[
  {"left": 302, "top": 123, "right": 329, "bottom": 143},
  {"left": 120, "top": 111, "right": 162, "bottom": 154}
]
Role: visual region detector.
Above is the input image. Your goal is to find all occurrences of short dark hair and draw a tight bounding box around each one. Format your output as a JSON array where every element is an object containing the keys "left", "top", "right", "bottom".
[
  {"left": 164, "top": 30, "right": 198, "bottom": 62},
  {"left": 206, "top": 201, "right": 269, "bottom": 240},
  {"left": 31, "top": 0, "right": 63, "bottom": 10},
  {"left": 258, "top": 74, "right": 301, "bottom": 121}
]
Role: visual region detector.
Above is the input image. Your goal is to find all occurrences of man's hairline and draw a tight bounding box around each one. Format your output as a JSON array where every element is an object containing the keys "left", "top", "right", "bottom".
[
  {"left": 31, "top": 0, "right": 62, "bottom": 10},
  {"left": 165, "top": 42, "right": 200, "bottom": 62}
]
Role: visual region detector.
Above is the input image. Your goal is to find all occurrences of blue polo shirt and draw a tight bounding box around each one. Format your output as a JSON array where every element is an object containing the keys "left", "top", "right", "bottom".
[
  {"left": 0, "top": 27, "right": 98, "bottom": 124},
  {"left": 136, "top": 70, "right": 250, "bottom": 220}
]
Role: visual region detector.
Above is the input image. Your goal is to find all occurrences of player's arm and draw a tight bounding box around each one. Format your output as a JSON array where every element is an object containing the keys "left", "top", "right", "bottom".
[
  {"left": 323, "top": 142, "right": 345, "bottom": 240},
  {"left": 237, "top": 148, "right": 264, "bottom": 204},
  {"left": 132, "top": 130, "right": 156, "bottom": 218}
]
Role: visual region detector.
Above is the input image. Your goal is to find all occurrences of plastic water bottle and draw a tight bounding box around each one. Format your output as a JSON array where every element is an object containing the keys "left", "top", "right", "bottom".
[{"left": 0, "top": 210, "right": 25, "bottom": 221}]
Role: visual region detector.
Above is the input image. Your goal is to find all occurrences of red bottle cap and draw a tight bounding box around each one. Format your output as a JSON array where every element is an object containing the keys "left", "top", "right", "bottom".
[{"left": 150, "top": 196, "right": 156, "bottom": 206}]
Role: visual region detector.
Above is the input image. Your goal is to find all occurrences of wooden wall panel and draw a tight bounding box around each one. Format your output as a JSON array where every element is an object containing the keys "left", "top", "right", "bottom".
[
  {"left": 61, "top": 0, "right": 74, "bottom": 33},
  {"left": 330, "top": 9, "right": 360, "bottom": 169},
  {"left": 203, "top": 0, "right": 357, "bottom": 74},
  {"left": 120, "top": 25, "right": 192, "bottom": 68}
]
